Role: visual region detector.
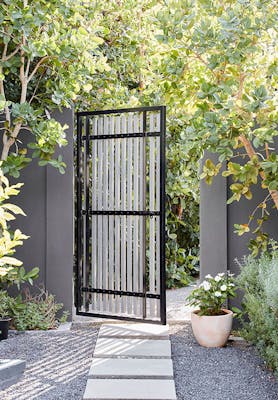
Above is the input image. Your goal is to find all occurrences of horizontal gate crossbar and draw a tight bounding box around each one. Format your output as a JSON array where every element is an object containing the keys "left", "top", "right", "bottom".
[
  {"left": 77, "top": 105, "right": 164, "bottom": 116},
  {"left": 82, "top": 287, "right": 160, "bottom": 299},
  {"left": 76, "top": 311, "right": 162, "bottom": 324},
  {"left": 81, "top": 132, "right": 160, "bottom": 140},
  {"left": 82, "top": 210, "right": 160, "bottom": 216}
]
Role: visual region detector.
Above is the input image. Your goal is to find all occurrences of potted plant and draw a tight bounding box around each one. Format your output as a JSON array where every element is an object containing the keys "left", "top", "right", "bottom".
[
  {"left": 186, "top": 273, "right": 236, "bottom": 347},
  {"left": 0, "top": 291, "right": 11, "bottom": 340}
]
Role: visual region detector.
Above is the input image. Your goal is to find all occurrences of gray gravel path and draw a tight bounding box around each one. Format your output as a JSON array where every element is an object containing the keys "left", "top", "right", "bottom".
[
  {"left": 170, "top": 323, "right": 278, "bottom": 400},
  {"left": 1, "top": 321, "right": 278, "bottom": 400},
  {"left": 0, "top": 328, "right": 98, "bottom": 400}
]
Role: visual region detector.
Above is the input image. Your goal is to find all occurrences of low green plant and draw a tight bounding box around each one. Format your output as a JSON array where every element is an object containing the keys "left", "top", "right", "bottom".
[
  {"left": 186, "top": 273, "right": 236, "bottom": 316},
  {"left": 0, "top": 290, "right": 10, "bottom": 319},
  {"left": 9, "top": 288, "right": 68, "bottom": 331},
  {"left": 237, "top": 251, "right": 278, "bottom": 374}
]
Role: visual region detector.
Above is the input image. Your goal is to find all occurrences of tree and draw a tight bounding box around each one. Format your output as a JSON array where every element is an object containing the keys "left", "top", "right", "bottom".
[
  {"left": 0, "top": 0, "right": 109, "bottom": 177},
  {"left": 81, "top": 0, "right": 200, "bottom": 286},
  {"left": 154, "top": 0, "right": 277, "bottom": 254}
]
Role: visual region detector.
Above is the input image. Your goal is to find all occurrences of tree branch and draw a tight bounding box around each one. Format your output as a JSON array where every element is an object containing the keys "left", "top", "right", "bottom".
[
  {"left": 1, "top": 33, "right": 27, "bottom": 160},
  {"left": 236, "top": 71, "right": 246, "bottom": 101},
  {"left": 191, "top": 51, "right": 218, "bottom": 79},
  {"left": 2, "top": 42, "right": 8, "bottom": 59},
  {"left": 28, "top": 72, "right": 44, "bottom": 104},
  {"left": 1, "top": 122, "right": 22, "bottom": 161},
  {"left": 239, "top": 134, "right": 278, "bottom": 209},
  {"left": 0, "top": 65, "right": 11, "bottom": 130},
  {"left": 3, "top": 45, "right": 21, "bottom": 62},
  {"left": 27, "top": 56, "right": 49, "bottom": 83},
  {"left": 25, "top": 58, "right": 31, "bottom": 78},
  {"left": 265, "top": 143, "right": 269, "bottom": 159}
]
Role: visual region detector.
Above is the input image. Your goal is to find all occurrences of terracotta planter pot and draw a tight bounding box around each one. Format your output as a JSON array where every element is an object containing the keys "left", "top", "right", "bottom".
[{"left": 191, "top": 309, "right": 233, "bottom": 348}]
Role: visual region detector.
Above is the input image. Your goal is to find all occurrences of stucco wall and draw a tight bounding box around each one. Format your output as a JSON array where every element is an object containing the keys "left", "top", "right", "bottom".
[
  {"left": 11, "top": 108, "right": 74, "bottom": 316},
  {"left": 200, "top": 149, "right": 278, "bottom": 310}
]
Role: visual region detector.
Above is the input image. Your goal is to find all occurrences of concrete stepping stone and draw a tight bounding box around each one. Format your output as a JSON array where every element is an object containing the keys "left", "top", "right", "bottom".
[
  {"left": 83, "top": 378, "right": 177, "bottom": 400},
  {"left": 94, "top": 337, "right": 171, "bottom": 358},
  {"left": 83, "top": 323, "right": 177, "bottom": 400},
  {"left": 0, "top": 359, "right": 26, "bottom": 390},
  {"left": 89, "top": 357, "right": 174, "bottom": 378},
  {"left": 99, "top": 323, "right": 169, "bottom": 339}
]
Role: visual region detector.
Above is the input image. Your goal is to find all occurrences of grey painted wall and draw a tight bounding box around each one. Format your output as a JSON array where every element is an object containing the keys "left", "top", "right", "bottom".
[
  {"left": 200, "top": 148, "right": 278, "bottom": 311},
  {"left": 200, "top": 152, "right": 227, "bottom": 281},
  {"left": 12, "top": 108, "right": 74, "bottom": 316}
]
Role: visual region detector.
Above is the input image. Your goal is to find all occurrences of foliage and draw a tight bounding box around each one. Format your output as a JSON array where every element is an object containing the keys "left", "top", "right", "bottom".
[
  {"left": 154, "top": 0, "right": 278, "bottom": 254},
  {"left": 166, "top": 242, "right": 199, "bottom": 288},
  {"left": 0, "top": 0, "right": 201, "bottom": 288},
  {"left": 0, "top": 0, "right": 277, "bottom": 289},
  {"left": 0, "top": 0, "right": 109, "bottom": 176},
  {"left": 82, "top": 0, "right": 277, "bottom": 283},
  {"left": 0, "top": 166, "right": 39, "bottom": 288},
  {"left": 0, "top": 289, "right": 10, "bottom": 318},
  {"left": 236, "top": 251, "right": 278, "bottom": 374},
  {"left": 187, "top": 273, "right": 236, "bottom": 316},
  {"left": 8, "top": 287, "right": 68, "bottom": 331},
  {"left": 77, "top": 1, "right": 200, "bottom": 287}
]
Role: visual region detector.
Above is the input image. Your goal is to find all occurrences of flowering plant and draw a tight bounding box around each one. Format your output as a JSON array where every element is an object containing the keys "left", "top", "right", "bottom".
[{"left": 186, "top": 273, "right": 236, "bottom": 316}]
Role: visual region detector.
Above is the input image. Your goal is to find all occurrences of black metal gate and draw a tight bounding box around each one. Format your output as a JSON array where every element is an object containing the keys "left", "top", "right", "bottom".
[{"left": 75, "top": 106, "right": 166, "bottom": 324}]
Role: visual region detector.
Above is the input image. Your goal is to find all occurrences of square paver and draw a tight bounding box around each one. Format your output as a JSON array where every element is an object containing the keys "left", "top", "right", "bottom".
[
  {"left": 89, "top": 357, "right": 174, "bottom": 378},
  {"left": 83, "top": 379, "right": 177, "bottom": 399},
  {"left": 94, "top": 338, "right": 171, "bottom": 358},
  {"left": 0, "top": 359, "right": 26, "bottom": 390},
  {"left": 99, "top": 324, "right": 169, "bottom": 339}
]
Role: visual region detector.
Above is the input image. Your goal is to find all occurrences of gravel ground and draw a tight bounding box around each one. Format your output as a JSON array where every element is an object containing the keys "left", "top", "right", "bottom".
[
  {"left": 166, "top": 284, "right": 197, "bottom": 321},
  {"left": 1, "top": 321, "right": 278, "bottom": 400},
  {"left": 0, "top": 327, "right": 98, "bottom": 400},
  {"left": 170, "top": 323, "right": 278, "bottom": 400}
]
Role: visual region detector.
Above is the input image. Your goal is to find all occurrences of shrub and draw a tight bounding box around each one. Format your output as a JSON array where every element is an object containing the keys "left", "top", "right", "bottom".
[
  {"left": 0, "top": 290, "right": 10, "bottom": 319},
  {"left": 8, "top": 288, "right": 68, "bottom": 331},
  {"left": 0, "top": 166, "right": 39, "bottom": 289},
  {"left": 237, "top": 251, "right": 278, "bottom": 373}
]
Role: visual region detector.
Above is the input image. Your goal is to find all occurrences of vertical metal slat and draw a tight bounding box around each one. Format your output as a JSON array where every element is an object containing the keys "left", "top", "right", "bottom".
[
  {"left": 149, "top": 112, "right": 156, "bottom": 318},
  {"left": 108, "top": 116, "right": 115, "bottom": 313},
  {"left": 120, "top": 114, "right": 127, "bottom": 314},
  {"left": 97, "top": 116, "right": 103, "bottom": 312},
  {"left": 91, "top": 116, "right": 98, "bottom": 311},
  {"left": 133, "top": 114, "right": 140, "bottom": 317},
  {"left": 114, "top": 115, "right": 121, "bottom": 314}
]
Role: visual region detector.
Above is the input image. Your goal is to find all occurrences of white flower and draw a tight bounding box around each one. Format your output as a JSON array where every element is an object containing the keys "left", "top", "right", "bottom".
[
  {"left": 214, "top": 275, "right": 222, "bottom": 282},
  {"left": 203, "top": 281, "right": 211, "bottom": 291},
  {"left": 229, "top": 283, "right": 235, "bottom": 287},
  {"left": 205, "top": 274, "right": 213, "bottom": 279},
  {"left": 220, "top": 285, "right": 227, "bottom": 291},
  {"left": 218, "top": 273, "right": 225, "bottom": 277},
  {"left": 228, "top": 273, "right": 235, "bottom": 277},
  {"left": 214, "top": 291, "right": 222, "bottom": 297}
]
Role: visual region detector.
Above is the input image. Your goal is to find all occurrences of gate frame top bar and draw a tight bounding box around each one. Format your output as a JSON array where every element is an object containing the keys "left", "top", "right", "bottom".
[{"left": 77, "top": 105, "right": 164, "bottom": 117}]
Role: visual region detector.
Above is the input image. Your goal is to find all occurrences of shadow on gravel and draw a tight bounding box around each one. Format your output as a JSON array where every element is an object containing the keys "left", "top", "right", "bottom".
[
  {"left": 0, "top": 328, "right": 98, "bottom": 400},
  {"left": 170, "top": 324, "right": 278, "bottom": 400}
]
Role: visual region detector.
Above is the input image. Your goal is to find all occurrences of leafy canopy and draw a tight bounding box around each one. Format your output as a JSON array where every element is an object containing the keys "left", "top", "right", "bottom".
[{"left": 0, "top": 0, "right": 109, "bottom": 176}]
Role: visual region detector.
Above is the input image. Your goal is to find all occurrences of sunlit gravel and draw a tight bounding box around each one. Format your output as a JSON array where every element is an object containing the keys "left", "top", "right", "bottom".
[{"left": 170, "top": 323, "right": 278, "bottom": 400}]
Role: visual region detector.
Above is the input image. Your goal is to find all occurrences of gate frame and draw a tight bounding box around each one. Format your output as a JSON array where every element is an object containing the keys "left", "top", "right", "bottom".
[{"left": 75, "top": 106, "right": 166, "bottom": 324}]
